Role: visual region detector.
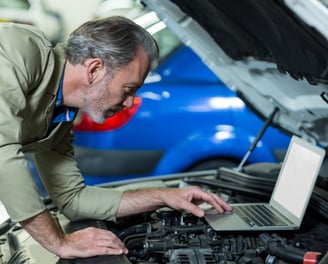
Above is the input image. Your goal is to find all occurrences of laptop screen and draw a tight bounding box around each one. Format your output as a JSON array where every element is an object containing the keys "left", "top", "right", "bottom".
[{"left": 271, "top": 136, "right": 325, "bottom": 219}]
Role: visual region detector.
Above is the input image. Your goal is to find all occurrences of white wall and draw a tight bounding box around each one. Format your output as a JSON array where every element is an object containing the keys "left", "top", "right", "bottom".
[{"left": 43, "top": 0, "right": 101, "bottom": 40}]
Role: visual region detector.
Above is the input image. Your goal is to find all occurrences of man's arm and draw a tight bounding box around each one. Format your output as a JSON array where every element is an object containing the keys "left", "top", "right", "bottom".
[
  {"left": 20, "top": 185, "right": 231, "bottom": 259},
  {"left": 117, "top": 186, "right": 232, "bottom": 218},
  {"left": 32, "top": 124, "right": 124, "bottom": 222},
  {"left": 20, "top": 210, "right": 128, "bottom": 259}
]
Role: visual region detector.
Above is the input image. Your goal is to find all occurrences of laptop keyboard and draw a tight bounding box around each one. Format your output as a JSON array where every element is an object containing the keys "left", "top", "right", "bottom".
[{"left": 233, "top": 204, "right": 288, "bottom": 227}]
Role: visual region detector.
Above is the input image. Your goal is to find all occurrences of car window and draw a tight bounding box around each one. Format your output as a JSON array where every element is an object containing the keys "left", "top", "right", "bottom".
[{"left": 0, "top": 0, "right": 30, "bottom": 9}]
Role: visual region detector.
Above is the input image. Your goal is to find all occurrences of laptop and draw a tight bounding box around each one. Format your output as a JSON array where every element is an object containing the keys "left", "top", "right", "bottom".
[{"left": 205, "top": 135, "right": 326, "bottom": 231}]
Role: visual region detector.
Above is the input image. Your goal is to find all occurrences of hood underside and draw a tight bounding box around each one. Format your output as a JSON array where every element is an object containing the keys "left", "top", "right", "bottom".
[{"left": 142, "top": 0, "right": 328, "bottom": 146}]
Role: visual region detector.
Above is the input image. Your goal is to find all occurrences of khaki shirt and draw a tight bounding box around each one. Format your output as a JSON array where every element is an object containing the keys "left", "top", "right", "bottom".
[{"left": 0, "top": 23, "right": 123, "bottom": 222}]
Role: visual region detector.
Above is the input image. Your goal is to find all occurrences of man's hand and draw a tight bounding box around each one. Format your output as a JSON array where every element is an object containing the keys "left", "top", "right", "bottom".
[
  {"left": 21, "top": 211, "right": 128, "bottom": 259},
  {"left": 59, "top": 227, "right": 128, "bottom": 258},
  {"left": 160, "top": 186, "right": 232, "bottom": 217}
]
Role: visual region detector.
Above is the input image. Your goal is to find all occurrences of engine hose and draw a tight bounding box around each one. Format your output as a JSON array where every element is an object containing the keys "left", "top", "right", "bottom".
[
  {"left": 118, "top": 223, "right": 151, "bottom": 241},
  {"left": 0, "top": 219, "right": 13, "bottom": 235},
  {"left": 259, "top": 233, "right": 322, "bottom": 264}
]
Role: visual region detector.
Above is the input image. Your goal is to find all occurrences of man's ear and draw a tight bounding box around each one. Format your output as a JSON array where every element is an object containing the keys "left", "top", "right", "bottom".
[{"left": 86, "top": 58, "right": 105, "bottom": 84}]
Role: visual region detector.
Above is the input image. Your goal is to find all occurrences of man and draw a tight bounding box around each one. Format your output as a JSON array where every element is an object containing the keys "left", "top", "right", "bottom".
[{"left": 0, "top": 16, "right": 232, "bottom": 258}]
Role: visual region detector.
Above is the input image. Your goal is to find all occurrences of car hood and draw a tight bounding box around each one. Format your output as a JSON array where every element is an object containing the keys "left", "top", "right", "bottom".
[{"left": 142, "top": 0, "right": 328, "bottom": 146}]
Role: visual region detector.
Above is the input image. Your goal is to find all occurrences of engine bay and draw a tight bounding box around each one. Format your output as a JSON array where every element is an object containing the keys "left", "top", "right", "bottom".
[{"left": 1, "top": 165, "right": 327, "bottom": 264}]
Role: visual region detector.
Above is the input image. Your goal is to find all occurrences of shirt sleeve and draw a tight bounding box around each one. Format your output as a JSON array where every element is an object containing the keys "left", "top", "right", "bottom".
[
  {"left": 0, "top": 40, "right": 47, "bottom": 223},
  {"left": 0, "top": 145, "right": 47, "bottom": 222},
  {"left": 32, "top": 124, "right": 124, "bottom": 222}
]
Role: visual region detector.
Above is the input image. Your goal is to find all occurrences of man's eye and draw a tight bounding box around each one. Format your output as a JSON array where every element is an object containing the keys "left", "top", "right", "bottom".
[{"left": 126, "top": 87, "right": 135, "bottom": 94}]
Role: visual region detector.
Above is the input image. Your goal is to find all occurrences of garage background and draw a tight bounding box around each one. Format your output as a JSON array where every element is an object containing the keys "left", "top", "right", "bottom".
[{"left": 44, "top": 0, "right": 99, "bottom": 40}]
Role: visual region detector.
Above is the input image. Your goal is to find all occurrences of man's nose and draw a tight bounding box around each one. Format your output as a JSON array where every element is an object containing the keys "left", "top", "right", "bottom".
[{"left": 122, "top": 95, "right": 134, "bottom": 109}]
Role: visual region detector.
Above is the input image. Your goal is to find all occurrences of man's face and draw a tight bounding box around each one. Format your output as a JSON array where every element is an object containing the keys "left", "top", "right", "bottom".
[{"left": 82, "top": 49, "right": 149, "bottom": 123}]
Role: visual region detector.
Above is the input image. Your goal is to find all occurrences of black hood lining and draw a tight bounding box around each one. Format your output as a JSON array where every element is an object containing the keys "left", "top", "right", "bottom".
[{"left": 170, "top": 0, "right": 328, "bottom": 84}]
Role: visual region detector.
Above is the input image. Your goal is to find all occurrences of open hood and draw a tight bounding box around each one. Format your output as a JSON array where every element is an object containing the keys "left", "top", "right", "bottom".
[{"left": 142, "top": 0, "right": 328, "bottom": 146}]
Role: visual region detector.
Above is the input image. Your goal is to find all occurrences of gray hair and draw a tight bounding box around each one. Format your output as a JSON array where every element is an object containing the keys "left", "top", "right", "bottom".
[{"left": 65, "top": 16, "right": 159, "bottom": 73}]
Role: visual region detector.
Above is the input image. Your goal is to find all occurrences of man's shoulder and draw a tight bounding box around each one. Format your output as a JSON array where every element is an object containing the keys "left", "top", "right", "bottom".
[
  {"left": 0, "top": 23, "right": 59, "bottom": 80},
  {"left": 0, "top": 23, "right": 51, "bottom": 41},
  {"left": 0, "top": 23, "right": 53, "bottom": 55}
]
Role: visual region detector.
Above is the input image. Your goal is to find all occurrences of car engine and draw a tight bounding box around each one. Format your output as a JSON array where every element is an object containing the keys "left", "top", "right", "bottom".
[
  {"left": 1, "top": 167, "right": 327, "bottom": 264},
  {"left": 112, "top": 207, "right": 328, "bottom": 264}
]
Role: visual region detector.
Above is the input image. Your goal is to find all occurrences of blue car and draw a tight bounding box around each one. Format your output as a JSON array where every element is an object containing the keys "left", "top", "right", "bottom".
[{"left": 73, "top": 44, "right": 290, "bottom": 185}]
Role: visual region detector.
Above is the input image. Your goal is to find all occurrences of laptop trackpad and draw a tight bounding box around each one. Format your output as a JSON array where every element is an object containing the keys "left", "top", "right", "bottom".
[{"left": 204, "top": 209, "right": 250, "bottom": 231}]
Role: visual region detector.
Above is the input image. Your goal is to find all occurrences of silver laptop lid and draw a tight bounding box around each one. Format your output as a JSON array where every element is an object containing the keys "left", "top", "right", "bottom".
[{"left": 270, "top": 135, "right": 325, "bottom": 226}]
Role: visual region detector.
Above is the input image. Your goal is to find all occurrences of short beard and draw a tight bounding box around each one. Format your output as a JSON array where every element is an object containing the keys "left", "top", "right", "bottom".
[
  {"left": 87, "top": 110, "right": 106, "bottom": 124},
  {"left": 82, "top": 74, "right": 112, "bottom": 124}
]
